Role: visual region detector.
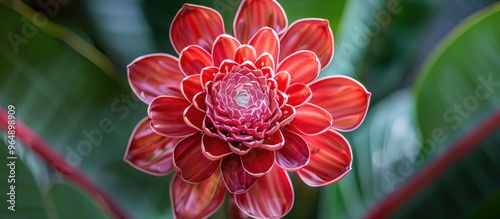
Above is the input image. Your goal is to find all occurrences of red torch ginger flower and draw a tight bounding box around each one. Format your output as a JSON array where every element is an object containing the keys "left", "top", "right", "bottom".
[{"left": 125, "top": 0, "right": 370, "bottom": 218}]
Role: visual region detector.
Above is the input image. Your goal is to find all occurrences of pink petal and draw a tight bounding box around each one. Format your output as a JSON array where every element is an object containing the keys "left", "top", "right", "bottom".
[
  {"left": 170, "top": 172, "right": 226, "bottom": 219},
  {"left": 241, "top": 148, "right": 275, "bottom": 176},
  {"left": 202, "top": 135, "right": 233, "bottom": 160},
  {"left": 280, "top": 19, "right": 334, "bottom": 69},
  {"left": 183, "top": 104, "right": 204, "bottom": 131},
  {"left": 170, "top": 4, "right": 225, "bottom": 54},
  {"left": 212, "top": 34, "right": 241, "bottom": 67},
  {"left": 276, "top": 129, "right": 310, "bottom": 171},
  {"left": 308, "top": 76, "right": 371, "bottom": 131},
  {"left": 173, "top": 133, "right": 219, "bottom": 183},
  {"left": 149, "top": 96, "right": 196, "bottom": 138},
  {"left": 296, "top": 129, "right": 352, "bottom": 187},
  {"left": 234, "top": 45, "right": 257, "bottom": 64},
  {"left": 277, "top": 50, "right": 320, "bottom": 84},
  {"left": 235, "top": 165, "right": 294, "bottom": 219},
  {"left": 289, "top": 103, "right": 332, "bottom": 135},
  {"left": 124, "top": 117, "right": 178, "bottom": 175},
  {"left": 248, "top": 27, "right": 280, "bottom": 60},
  {"left": 181, "top": 74, "right": 203, "bottom": 102},
  {"left": 127, "top": 53, "right": 184, "bottom": 104},
  {"left": 286, "top": 83, "right": 312, "bottom": 107},
  {"left": 233, "top": 0, "right": 287, "bottom": 43},
  {"left": 179, "top": 45, "right": 213, "bottom": 76},
  {"left": 221, "top": 154, "right": 258, "bottom": 194}
]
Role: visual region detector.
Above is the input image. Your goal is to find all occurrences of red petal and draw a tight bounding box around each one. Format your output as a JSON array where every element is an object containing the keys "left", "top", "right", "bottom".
[
  {"left": 286, "top": 83, "right": 312, "bottom": 107},
  {"left": 220, "top": 59, "right": 239, "bottom": 73},
  {"left": 276, "top": 129, "right": 310, "bottom": 171},
  {"left": 201, "top": 66, "right": 218, "bottom": 87},
  {"left": 128, "top": 54, "right": 184, "bottom": 104},
  {"left": 277, "top": 50, "right": 320, "bottom": 84},
  {"left": 309, "top": 76, "right": 371, "bottom": 131},
  {"left": 235, "top": 166, "right": 294, "bottom": 219},
  {"left": 234, "top": 45, "right": 257, "bottom": 64},
  {"left": 202, "top": 135, "right": 232, "bottom": 160},
  {"left": 280, "top": 19, "right": 334, "bottom": 69},
  {"left": 181, "top": 74, "right": 203, "bottom": 102},
  {"left": 212, "top": 34, "right": 240, "bottom": 67},
  {"left": 278, "top": 104, "right": 295, "bottom": 126},
  {"left": 170, "top": 172, "right": 226, "bottom": 219},
  {"left": 248, "top": 27, "right": 280, "bottom": 60},
  {"left": 179, "top": 45, "right": 213, "bottom": 76},
  {"left": 233, "top": 0, "right": 287, "bottom": 43},
  {"left": 259, "top": 130, "right": 284, "bottom": 150},
  {"left": 289, "top": 103, "right": 332, "bottom": 135},
  {"left": 229, "top": 142, "right": 252, "bottom": 155},
  {"left": 174, "top": 134, "right": 219, "bottom": 183},
  {"left": 183, "top": 105, "right": 204, "bottom": 131},
  {"left": 193, "top": 92, "right": 207, "bottom": 112},
  {"left": 241, "top": 148, "right": 275, "bottom": 176},
  {"left": 221, "top": 154, "right": 258, "bottom": 194},
  {"left": 124, "top": 117, "right": 178, "bottom": 175},
  {"left": 255, "top": 53, "right": 275, "bottom": 71},
  {"left": 170, "top": 4, "right": 225, "bottom": 54},
  {"left": 296, "top": 129, "right": 352, "bottom": 186},
  {"left": 149, "top": 96, "right": 196, "bottom": 138},
  {"left": 274, "top": 71, "right": 291, "bottom": 91}
]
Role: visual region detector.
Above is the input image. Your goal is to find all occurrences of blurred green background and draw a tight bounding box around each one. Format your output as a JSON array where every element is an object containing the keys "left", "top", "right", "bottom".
[{"left": 1, "top": 0, "right": 500, "bottom": 218}]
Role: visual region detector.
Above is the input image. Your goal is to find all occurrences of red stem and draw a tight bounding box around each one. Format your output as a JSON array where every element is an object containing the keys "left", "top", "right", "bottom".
[
  {"left": 0, "top": 108, "right": 129, "bottom": 219},
  {"left": 365, "top": 110, "right": 500, "bottom": 219}
]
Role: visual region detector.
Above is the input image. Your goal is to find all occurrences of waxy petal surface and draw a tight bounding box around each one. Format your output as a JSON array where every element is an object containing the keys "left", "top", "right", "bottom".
[
  {"left": 235, "top": 166, "right": 294, "bottom": 219},
  {"left": 221, "top": 154, "right": 258, "bottom": 194},
  {"left": 289, "top": 103, "right": 332, "bottom": 135},
  {"left": 309, "top": 76, "right": 371, "bottom": 131},
  {"left": 149, "top": 96, "right": 195, "bottom": 138},
  {"left": 212, "top": 34, "right": 241, "bottom": 67},
  {"left": 280, "top": 19, "right": 334, "bottom": 69},
  {"left": 170, "top": 172, "right": 226, "bottom": 219},
  {"left": 202, "top": 135, "right": 232, "bottom": 160},
  {"left": 277, "top": 50, "right": 320, "bottom": 84},
  {"left": 173, "top": 133, "right": 219, "bottom": 183},
  {"left": 170, "top": 4, "right": 225, "bottom": 54},
  {"left": 179, "top": 45, "right": 213, "bottom": 76},
  {"left": 276, "top": 129, "right": 310, "bottom": 171},
  {"left": 233, "top": 0, "right": 287, "bottom": 43},
  {"left": 124, "top": 117, "right": 178, "bottom": 175},
  {"left": 241, "top": 148, "right": 275, "bottom": 176},
  {"left": 128, "top": 54, "right": 184, "bottom": 104},
  {"left": 297, "top": 129, "right": 352, "bottom": 186},
  {"left": 248, "top": 27, "right": 280, "bottom": 60}
]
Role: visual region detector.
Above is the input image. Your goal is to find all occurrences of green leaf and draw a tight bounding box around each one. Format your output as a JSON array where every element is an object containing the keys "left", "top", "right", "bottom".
[
  {"left": 0, "top": 2, "right": 172, "bottom": 218},
  {"left": 319, "top": 89, "right": 422, "bottom": 219},
  {"left": 392, "top": 2, "right": 500, "bottom": 217},
  {"left": 0, "top": 141, "right": 107, "bottom": 219},
  {"left": 415, "top": 2, "right": 500, "bottom": 159}
]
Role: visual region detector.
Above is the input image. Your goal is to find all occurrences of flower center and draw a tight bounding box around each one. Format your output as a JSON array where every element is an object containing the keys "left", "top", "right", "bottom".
[
  {"left": 204, "top": 66, "right": 282, "bottom": 142},
  {"left": 235, "top": 90, "right": 250, "bottom": 107}
]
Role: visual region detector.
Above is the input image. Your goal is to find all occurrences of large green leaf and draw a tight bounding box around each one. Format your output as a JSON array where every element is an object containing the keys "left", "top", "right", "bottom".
[
  {"left": 415, "top": 2, "right": 500, "bottom": 161},
  {"left": 0, "top": 2, "right": 173, "bottom": 218},
  {"left": 0, "top": 141, "right": 107, "bottom": 219},
  {"left": 394, "top": 2, "right": 500, "bottom": 217},
  {"left": 319, "top": 89, "right": 422, "bottom": 219}
]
